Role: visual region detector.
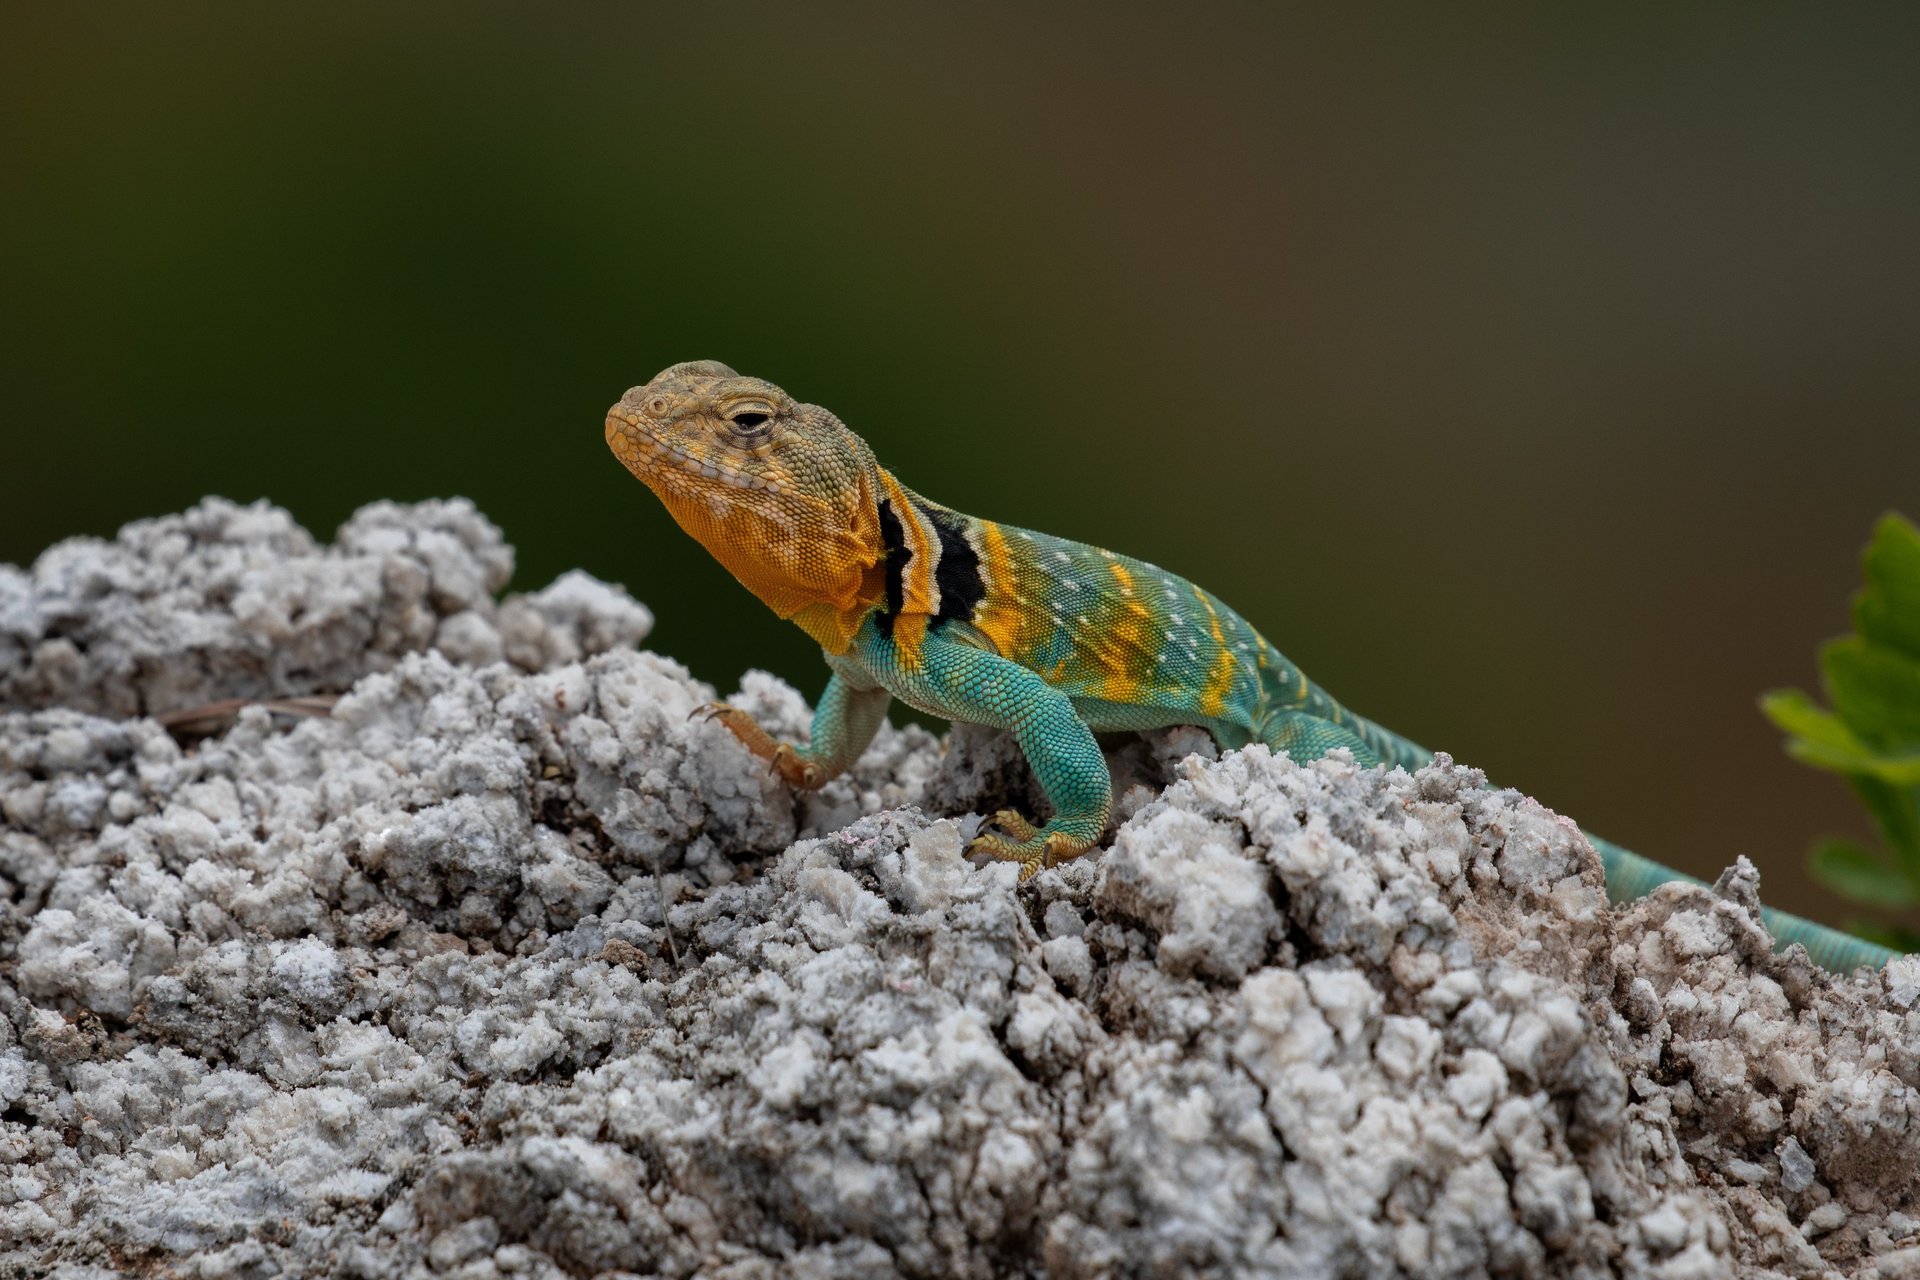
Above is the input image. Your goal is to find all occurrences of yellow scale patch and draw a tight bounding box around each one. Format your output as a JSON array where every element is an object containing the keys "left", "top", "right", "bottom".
[
  {"left": 975, "top": 521, "right": 1021, "bottom": 652},
  {"left": 1097, "top": 561, "right": 1153, "bottom": 702},
  {"left": 891, "top": 613, "right": 930, "bottom": 668},
  {"left": 876, "top": 470, "right": 943, "bottom": 670},
  {"left": 1193, "top": 588, "right": 1239, "bottom": 719},
  {"left": 970, "top": 521, "right": 1028, "bottom": 658}
]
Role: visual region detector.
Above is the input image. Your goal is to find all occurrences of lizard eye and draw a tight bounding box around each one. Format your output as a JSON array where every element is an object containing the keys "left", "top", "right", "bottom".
[{"left": 725, "top": 403, "right": 776, "bottom": 435}]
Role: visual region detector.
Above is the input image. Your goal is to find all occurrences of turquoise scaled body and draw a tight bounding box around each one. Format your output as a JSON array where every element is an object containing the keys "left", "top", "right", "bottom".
[{"left": 800, "top": 515, "right": 1899, "bottom": 973}]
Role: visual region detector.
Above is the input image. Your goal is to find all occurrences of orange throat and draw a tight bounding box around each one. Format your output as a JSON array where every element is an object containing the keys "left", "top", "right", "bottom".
[{"left": 647, "top": 472, "right": 887, "bottom": 653}]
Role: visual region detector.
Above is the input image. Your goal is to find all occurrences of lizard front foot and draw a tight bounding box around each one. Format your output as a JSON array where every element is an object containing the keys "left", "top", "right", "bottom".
[{"left": 691, "top": 702, "right": 828, "bottom": 790}]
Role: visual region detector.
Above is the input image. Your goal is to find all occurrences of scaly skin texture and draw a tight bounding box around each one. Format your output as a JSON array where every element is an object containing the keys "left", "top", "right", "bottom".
[{"left": 607, "top": 361, "right": 1899, "bottom": 971}]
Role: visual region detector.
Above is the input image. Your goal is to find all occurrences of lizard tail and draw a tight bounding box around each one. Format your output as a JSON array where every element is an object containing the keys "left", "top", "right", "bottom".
[
  {"left": 1263, "top": 692, "right": 1902, "bottom": 972},
  {"left": 1589, "top": 834, "right": 1899, "bottom": 972}
]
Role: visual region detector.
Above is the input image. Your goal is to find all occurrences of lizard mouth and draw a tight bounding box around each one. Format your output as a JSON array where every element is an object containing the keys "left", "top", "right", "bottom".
[{"left": 605, "top": 410, "right": 788, "bottom": 496}]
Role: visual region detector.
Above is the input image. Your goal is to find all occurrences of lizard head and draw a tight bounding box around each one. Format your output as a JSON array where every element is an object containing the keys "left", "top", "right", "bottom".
[{"left": 606, "top": 361, "right": 888, "bottom": 648}]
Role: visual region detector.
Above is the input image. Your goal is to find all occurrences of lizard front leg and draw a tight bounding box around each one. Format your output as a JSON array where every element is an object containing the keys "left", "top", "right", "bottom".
[
  {"left": 888, "top": 630, "right": 1112, "bottom": 879},
  {"left": 698, "top": 671, "right": 891, "bottom": 790}
]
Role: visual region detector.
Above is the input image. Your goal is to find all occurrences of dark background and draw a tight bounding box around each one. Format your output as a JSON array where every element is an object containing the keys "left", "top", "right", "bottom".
[{"left": 5, "top": 6, "right": 1917, "bottom": 928}]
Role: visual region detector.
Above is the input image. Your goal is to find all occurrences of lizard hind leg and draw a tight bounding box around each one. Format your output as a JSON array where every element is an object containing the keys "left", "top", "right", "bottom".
[{"left": 1260, "top": 709, "right": 1385, "bottom": 767}]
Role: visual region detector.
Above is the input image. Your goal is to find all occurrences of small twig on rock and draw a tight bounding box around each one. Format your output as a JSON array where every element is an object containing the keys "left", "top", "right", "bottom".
[
  {"left": 155, "top": 695, "right": 339, "bottom": 744},
  {"left": 645, "top": 849, "right": 681, "bottom": 968}
]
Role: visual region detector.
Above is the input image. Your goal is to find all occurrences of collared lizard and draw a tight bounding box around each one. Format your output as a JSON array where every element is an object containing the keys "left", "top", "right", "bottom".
[{"left": 606, "top": 360, "right": 1899, "bottom": 972}]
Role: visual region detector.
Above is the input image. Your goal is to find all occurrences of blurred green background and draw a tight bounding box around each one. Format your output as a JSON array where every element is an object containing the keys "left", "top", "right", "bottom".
[{"left": 4, "top": 5, "right": 1917, "bottom": 925}]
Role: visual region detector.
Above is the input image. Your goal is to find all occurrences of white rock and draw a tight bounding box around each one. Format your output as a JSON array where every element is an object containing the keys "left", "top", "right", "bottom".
[{"left": 2, "top": 498, "right": 1915, "bottom": 1277}]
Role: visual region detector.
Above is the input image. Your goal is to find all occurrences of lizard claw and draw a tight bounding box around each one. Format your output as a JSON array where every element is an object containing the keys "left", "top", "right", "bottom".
[
  {"left": 770, "top": 743, "right": 826, "bottom": 790},
  {"left": 968, "top": 831, "right": 1046, "bottom": 880},
  {"left": 967, "top": 823, "right": 1093, "bottom": 882},
  {"left": 985, "top": 808, "right": 1042, "bottom": 843}
]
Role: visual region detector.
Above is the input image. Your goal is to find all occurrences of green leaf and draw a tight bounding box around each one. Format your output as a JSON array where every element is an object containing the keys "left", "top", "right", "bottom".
[
  {"left": 1854, "top": 512, "right": 1920, "bottom": 662},
  {"left": 1807, "top": 838, "right": 1920, "bottom": 907},
  {"left": 1760, "top": 689, "right": 1920, "bottom": 783},
  {"left": 1850, "top": 775, "right": 1920, "bottom": 879},
  {"left": 1760, "top": 688, "right": 1858, "bottom": 748},
  {"left": 1820, "top": 635, "right": 1920, "bottom": 751},
  {"left": 1772, "top": 514, "right": 1920, "bottom": 948},
  {"left": 1795, "top": 743, "right": 1920, "bottom": 786}
]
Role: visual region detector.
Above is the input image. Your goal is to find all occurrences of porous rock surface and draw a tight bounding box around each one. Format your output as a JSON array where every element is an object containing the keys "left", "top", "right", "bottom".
[
  {"left": 0, "top": 501, "right": 1916, "bottom": 1280},
  {"left": 0, "top": 497, "right": 653, "bottom": 719}
]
